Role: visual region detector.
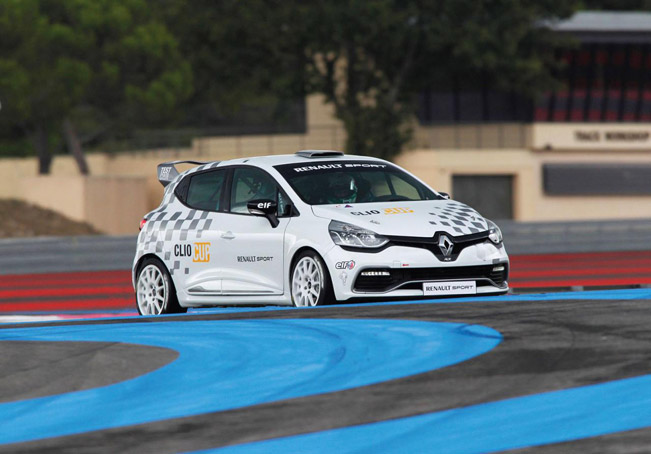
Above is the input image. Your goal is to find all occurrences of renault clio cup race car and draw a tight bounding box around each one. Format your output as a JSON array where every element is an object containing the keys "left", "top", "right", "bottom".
[{"left": 133, "top": 150, "right": 509, "bottom": 315}]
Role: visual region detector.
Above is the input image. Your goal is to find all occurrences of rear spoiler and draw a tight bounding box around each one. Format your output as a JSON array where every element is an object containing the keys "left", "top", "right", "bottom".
[{"left": 157, "top": 160, "right": 209, "bottom": 187}]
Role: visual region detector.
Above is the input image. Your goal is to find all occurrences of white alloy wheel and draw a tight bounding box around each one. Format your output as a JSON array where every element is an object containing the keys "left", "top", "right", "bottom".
[
  {"left": 137, "top": 264, "right": 168, "bottom": 315},
  {"left": 292, "top": 256, "right": 325, "bottom": 307}
]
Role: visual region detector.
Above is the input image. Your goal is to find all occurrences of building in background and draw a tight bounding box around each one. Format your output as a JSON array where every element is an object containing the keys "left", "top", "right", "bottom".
[{"left": 405, "top": 11, "right": 651, "bottom": 222}]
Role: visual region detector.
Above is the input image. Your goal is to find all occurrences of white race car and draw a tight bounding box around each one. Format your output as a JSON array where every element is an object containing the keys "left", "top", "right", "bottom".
[{"left": 133, "top": 150, "right": 509, "bottom": 315}]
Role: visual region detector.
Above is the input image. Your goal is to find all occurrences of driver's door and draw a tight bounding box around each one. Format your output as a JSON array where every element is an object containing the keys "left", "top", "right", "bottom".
[{"left": 218, "top": 167, "right": 290, "bottom": 295}]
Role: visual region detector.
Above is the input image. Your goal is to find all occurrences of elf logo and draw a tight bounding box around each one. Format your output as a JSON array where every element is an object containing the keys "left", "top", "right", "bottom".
[
  {"left": 257, "top": 202, "right": 272, "bottom": 209},
  {"left": 335, "top": 260, "right": 355, "bottom": 270}
]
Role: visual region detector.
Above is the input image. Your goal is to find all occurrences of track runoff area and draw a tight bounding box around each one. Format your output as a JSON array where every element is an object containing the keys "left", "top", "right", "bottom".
[{"left": 1, "top": 251, "right": 651, "bottom": 452}]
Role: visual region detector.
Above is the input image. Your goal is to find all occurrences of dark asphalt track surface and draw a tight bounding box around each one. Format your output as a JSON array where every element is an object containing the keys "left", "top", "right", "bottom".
[{"left": 1, "top": 295, "right": 651, "bottom": 453}]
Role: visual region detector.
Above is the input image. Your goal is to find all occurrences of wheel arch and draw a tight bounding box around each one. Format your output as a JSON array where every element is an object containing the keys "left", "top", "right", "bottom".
[
  {"left": 288, "top": 246, "right": 327, "bottom": 280},
  {"left": 288, "top": 246, "right": 336, "bottom": 306},
  {"left": 134, "top": 253, "right": 186, "bottom": 314},
  {"left": 133, "top": 253, "right": 169, "bottom": 285}
]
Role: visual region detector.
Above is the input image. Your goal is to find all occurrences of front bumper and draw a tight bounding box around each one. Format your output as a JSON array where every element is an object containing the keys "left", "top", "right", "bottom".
[
  {"left": 352, "top": 263, "right": 507, "bottom": 293},
  {"left": 324, "top": 241, "right": 509, "bottom": 300}
]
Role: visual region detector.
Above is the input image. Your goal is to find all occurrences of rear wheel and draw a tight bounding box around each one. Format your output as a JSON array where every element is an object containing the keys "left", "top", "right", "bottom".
[
  {"left": 290, "top": 251, "right": 333, "bottom": 307},
  {"left": 136, "top": 258, "right": 186, "bottom": 315}
]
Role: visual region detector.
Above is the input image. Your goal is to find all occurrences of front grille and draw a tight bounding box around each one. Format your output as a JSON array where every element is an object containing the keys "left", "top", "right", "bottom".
[
  {"left": 353, "top": 264, "right": 509, "bottom": 293},
  {"left": 386, "top": 231, "right": 489, "bottom": 262}
]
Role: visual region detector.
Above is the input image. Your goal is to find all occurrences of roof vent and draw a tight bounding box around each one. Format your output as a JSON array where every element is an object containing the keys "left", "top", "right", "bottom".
[{"left": 295, "top": 150, "right": 344, "bottom": 158}]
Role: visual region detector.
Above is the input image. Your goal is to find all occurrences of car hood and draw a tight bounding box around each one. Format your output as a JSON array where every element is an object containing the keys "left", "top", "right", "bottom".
[{"left": 311, "top": 200, "right": 489, "bottom": 237}]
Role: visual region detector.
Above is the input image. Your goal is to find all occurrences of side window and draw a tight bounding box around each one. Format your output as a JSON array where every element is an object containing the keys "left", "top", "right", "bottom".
[
  {"left": 230, "top": 168, "right": 280, "bottom": 214},
  {"left": 186, "top": 170, "right": 226, "bottom": 211}
]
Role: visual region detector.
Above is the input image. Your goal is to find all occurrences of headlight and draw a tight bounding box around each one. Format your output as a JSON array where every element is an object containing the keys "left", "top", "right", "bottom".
[
  {"left": 486, "top": 219, "right": 503, "bottom": 245},
  {"left": 329, "top": 220, "right": 389, "bottom": 249}
]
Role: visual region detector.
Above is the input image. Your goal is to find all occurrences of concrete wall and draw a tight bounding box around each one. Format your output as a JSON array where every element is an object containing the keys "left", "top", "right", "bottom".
[
  {"left": 0, "top": 150, "right": 151, "bottom": 234},
  {"left": 17, "top": 175, "right": 148, "bottom": 234},
  {"left": 21, "top": 177, "right": 87, "bottom": 222},
  {"left": 85, "top": 176, "right": 148, "bottom": 234}
]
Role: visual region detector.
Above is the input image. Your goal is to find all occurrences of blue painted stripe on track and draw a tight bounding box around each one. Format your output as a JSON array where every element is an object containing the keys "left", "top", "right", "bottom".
[
  {"left": 206, "top": 374, "right": 651, "bottom": 454},
  {"left": 0, "top": 319, "right": 500, "bottom": 444}
]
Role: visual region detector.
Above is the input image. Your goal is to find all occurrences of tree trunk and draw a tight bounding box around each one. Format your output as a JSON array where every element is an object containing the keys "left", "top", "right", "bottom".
[
  {"left": 33, "top": 126, "right": 52, "bottom": 175},
  {"left": 63, "top": 118, "right": 89, "bottom": 175}
]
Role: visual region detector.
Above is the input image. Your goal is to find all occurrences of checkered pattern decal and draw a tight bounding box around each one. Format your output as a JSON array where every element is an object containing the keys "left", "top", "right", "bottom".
[
  {"left": 428, "top": 201, "right": 488, "bottom": 235},
  {"left": 135, "top": 161, "right": 221, "bottom": 276}
]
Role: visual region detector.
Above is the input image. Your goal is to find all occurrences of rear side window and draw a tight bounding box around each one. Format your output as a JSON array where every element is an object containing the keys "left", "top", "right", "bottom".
[{"left": 185, "top": 170, "right": 226, "bottom": 211}]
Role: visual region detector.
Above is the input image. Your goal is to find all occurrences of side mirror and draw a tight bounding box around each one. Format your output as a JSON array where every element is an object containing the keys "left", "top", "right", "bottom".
[
  {"left": 247, "top": 199, "right": 279, "bottom": 228},
  {"left": 438, "top": 192, "right": 450, "bottom": 200}
]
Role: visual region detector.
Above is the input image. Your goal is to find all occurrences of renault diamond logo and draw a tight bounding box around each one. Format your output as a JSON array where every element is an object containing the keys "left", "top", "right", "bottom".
[{"left": 438, "top": 234, "right": 454, "bottom": 257}]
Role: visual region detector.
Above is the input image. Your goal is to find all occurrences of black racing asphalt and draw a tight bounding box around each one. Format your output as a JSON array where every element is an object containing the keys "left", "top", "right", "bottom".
[{"left": 1, "top": 296, "right": 651, "bottom": 453}]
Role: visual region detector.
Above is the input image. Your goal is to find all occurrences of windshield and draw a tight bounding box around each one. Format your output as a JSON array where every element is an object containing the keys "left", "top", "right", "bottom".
[{"left": 274, "top": 160, "right": 441, "bottom": 205}]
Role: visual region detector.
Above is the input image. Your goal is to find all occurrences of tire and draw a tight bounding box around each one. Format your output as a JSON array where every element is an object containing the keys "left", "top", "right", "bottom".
[
  {"left": 290, "top": 250, "right": 333, "bottom": 307},
  {"left": 136, "top": 258, "right": 187, "bottom": 315}
]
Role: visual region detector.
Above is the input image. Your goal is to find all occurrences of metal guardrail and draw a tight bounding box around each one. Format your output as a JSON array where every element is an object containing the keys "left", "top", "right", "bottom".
[
  {"left": 499, "top": 218, "right": 651, "bottom": 255},
  {"left": 0, "top": 219, "right": 649, "bottom": 275},
  {"left": 0, "top": 236, "right": 137, "bottom": 276}
]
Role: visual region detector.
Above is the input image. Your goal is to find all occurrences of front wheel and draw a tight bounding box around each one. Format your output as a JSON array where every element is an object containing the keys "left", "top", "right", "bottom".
[
  {"left": 290, "top": 251, "right": 333, "bottom": 307},
  {"left": 136, "top": 258, "right": 187, "bottom": 315}
]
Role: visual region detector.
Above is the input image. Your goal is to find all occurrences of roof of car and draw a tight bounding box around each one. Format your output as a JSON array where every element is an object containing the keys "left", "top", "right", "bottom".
[
  {"left": 160, "top": 152, "right": 392, "bottom": 187},
  {"left": 201, "top": 152, "right": 387, "bottom": 170}
]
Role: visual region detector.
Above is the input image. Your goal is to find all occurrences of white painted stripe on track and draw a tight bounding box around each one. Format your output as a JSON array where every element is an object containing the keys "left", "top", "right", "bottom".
[
  {"left": 0, "top": 315, "right": 64, "bottom": 323},
  {"left": 0, "top": 312, "right": 139, "bottom": 324}
]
